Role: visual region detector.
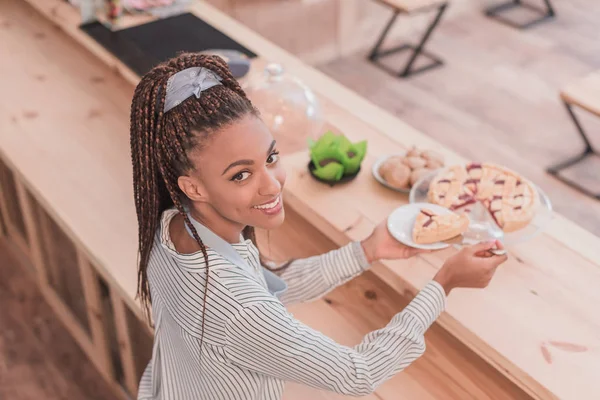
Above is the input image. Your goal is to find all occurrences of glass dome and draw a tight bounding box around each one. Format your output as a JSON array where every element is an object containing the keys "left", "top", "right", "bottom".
[{"left": 243, "top": 63, "right": 324, "bottom": 154}]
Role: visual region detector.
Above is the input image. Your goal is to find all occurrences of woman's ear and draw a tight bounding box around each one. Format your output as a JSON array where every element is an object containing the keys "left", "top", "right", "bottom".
[{"left": 178, "top": 175, "right": 210, "bottom": 203}]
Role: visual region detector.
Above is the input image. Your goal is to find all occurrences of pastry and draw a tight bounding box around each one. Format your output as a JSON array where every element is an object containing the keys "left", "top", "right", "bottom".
[
  {"left": 377, "top": 147, "right": 445, "bottom": 190},
  {"left": 406, "top": 146, "right": 421, "bottom": 158},
  {"left": 412, "top": 208, "right": 470, "bottom": 244},
  {"left": 426, "top": 159, "right": 444, "bottom": 169},
  {"left": 427, "top": 162, "right": 539, "bottom": 232},
  {"left": 410, "top": 167, "right": 431, "bottom": 186},
  {"left": 403, "top": 156, "right": 427, "bottom": 169},
  {"left": 378, "top": 155, "right": 404, "bottom": 178},
  {"left": 382, "top": 163, "right": 411, "bottom": 189}
]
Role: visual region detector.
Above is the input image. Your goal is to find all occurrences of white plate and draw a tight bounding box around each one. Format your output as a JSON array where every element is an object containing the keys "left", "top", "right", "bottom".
[
  {"left": 372, "top": 154, "right": 411, "bottom": 193},
  {"left": 386, "top": 203, "right": 454, "bottom": 250}
]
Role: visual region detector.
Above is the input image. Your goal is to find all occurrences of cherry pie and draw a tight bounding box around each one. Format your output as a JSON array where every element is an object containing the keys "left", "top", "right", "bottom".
[{"left": 427, "top": 163, "right": 539, "bottom": 232}]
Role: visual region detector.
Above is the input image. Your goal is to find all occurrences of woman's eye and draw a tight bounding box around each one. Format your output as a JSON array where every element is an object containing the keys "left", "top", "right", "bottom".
[
  {"left": 267, "top": 151, "right": 280, "bottom": 164},
  {"left": 232, "top": 171, "right": 251, "bottom": 182}
]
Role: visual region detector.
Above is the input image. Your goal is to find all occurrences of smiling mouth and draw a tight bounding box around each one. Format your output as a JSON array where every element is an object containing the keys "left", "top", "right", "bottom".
[{"left": 253, "top": 195, "right": 281, "bottom": 210}]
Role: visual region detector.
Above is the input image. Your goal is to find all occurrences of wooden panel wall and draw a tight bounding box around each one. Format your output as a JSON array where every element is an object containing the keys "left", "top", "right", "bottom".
[{"left": 0, "top": 155, "right": 150, "bottom": 400}]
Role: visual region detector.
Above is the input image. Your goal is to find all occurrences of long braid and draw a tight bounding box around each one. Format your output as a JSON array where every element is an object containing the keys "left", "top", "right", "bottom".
[
  {"left": 130, "top": 52, "right": 293, "bottom": 364},
  {"left": 129, "top": 53, "right": 262, "bottom": 337}
]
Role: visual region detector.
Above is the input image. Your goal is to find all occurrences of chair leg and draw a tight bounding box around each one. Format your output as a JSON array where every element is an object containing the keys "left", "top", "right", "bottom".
[
  {"left": 368, "top": 11, "right": 400, "bottom": 61},
  {"left": 546, "top": 101, "right": 600, "bottom": 200},
  {"left": 367, "top": 3, "right": 448, "bottom": 78},
  {"left": 485, "top": 0, "right": 556, "bottom": 29}
]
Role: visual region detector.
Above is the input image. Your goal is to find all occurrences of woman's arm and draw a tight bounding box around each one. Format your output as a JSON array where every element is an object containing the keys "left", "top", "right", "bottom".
[
  {"left": 271, "top": 241, "right": 370, "bottom": 306},
  {"left": 270, "top": 217, "right": 427, "bottom": 306},
  {"left": 224, "top": 280, "right": 446, "bottom": 396}
]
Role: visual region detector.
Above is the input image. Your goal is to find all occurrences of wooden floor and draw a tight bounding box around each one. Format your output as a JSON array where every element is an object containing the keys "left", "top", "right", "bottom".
[
  {"left": 2, "top": 0, "right": 595, "bottom": 398},
  {"left": 316, "top": 0, "right": 600, "bottom": 236},
  {"left": 0, "top": 241, "right": 116, "bottom": 400}
]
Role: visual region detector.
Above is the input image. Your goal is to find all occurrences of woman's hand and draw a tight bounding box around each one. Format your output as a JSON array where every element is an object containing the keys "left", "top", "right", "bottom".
[
  {"left": 360, "top": 218, "right": 432, "bottom": 263},
  {"left": 433, "top": 240, "right": 508, "bottom": 295}
]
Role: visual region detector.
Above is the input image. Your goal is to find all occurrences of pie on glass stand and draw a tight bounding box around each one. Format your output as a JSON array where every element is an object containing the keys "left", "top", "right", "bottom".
[
  {"left": 413, "top": 208, "right": 470, "bottom": 244},
  {"left": 427, "top": 162, "right": 539, "bottom": 233}
]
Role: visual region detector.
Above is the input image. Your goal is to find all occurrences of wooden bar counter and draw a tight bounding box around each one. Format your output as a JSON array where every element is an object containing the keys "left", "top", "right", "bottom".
[{"left": 2, "top": 1, "right": 599, "bottom": 399}]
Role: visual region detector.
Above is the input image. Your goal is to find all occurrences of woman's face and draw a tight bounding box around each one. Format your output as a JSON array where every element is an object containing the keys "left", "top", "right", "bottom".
[{"left": 182, "top": 114, "right": 286, "bottom": 231}]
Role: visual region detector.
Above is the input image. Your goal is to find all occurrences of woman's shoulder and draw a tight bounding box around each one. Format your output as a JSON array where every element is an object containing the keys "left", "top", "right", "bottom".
[
  {"left": 152, "top": 208, "right": 222, "bottom": 268},
  {"left": 158, "top": 207, "right": 198, "bottom": 254},
  {"left": 149, "top": 208, "right": 278, "bottom": 303}
]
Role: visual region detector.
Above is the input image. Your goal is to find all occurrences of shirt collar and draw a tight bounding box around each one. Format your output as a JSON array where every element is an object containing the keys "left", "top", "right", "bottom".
[{"left": 159, "top": 208, "right": 288, "bottom": 297}]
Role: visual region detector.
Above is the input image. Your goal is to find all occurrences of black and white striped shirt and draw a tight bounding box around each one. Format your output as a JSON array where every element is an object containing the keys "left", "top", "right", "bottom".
[{"left": 137, "top": 208, "right": 446, "bottom": 399}]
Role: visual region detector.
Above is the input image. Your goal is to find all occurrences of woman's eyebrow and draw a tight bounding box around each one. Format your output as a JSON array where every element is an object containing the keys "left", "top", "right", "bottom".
[
  {"left": 221, "top": 140, "right": 277, "bottom": 176},
  {"left": 266, "top": 140, "right": 276, "bottom": 155},
  {"left": 222, "top": 159, "right": 254, "bottom": 175}
]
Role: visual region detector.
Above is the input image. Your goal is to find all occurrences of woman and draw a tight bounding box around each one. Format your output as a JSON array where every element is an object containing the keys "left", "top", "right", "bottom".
[{"left": 129, "top": 53, "right": 507, "bottom": 400}]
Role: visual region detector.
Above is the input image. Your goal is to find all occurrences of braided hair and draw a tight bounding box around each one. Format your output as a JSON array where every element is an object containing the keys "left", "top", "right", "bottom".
[{"left": 129, "top": 53, "right": 283, "bottom": 327}]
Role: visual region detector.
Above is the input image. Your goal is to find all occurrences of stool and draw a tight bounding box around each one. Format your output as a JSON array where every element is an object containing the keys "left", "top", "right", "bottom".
[
  {"left": 368, "top": 0, "right": 448, "bottom": 78},
  {"left": 547, "top": 71, "right": 600, "bottom": 200},
  {"left": 485, "top": 0, "right": 556, "bottom": 29}
]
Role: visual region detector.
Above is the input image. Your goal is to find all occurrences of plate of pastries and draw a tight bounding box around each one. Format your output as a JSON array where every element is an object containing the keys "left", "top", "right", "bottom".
[
  {"left": 372, "top": 146, "right": 445, "bottom": 193},
  {"left": 409, "top": 161, "right": 553, "bottom": 245}
]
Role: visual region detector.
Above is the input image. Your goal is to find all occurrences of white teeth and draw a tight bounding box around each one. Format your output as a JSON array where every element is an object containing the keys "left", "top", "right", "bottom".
[{"left": 254, "top": 196, "right": 280, "bottom": 210}]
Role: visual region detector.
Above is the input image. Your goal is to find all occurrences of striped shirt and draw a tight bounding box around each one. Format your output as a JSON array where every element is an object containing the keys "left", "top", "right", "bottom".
[{"left": 137, "top": 208, "right": 447, "bottom": 400}]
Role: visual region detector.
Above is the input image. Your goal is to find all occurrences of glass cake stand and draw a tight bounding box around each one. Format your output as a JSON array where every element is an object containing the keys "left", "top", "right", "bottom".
[{"left": 408, "top": 170, "right": 554, "bottom": 246}]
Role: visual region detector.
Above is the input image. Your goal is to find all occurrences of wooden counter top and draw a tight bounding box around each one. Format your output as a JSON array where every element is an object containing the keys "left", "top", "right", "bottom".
[
  {"left": 0, "top": 10, "right": 140, "bottom": 317},
  {"left": 7, "top": 1, "right": 600, "bottom": 399},
  {"left": 282, "top": 148, "right": 600, "bottom": 400}
]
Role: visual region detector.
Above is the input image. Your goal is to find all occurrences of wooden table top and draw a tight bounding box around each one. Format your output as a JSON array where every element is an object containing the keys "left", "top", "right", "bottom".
[
  {"left": 561, "top": 70, "right": 600, "bottom": 116},
  {"left": 7, "top": 0, "right": 600, "bottom": 399},
  {"left": 282, "top": 144, "right": 600, "bottom": 400}
]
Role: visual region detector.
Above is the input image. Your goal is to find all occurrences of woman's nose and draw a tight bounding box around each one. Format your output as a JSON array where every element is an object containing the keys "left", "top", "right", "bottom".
[{"left": 258, "top": 169, "right": 282, "bottom": 196}]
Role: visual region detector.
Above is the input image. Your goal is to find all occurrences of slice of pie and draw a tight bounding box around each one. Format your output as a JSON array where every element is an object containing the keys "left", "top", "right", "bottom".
[{"left": 413, "top": 208, "right": 470, "bottom": 245}]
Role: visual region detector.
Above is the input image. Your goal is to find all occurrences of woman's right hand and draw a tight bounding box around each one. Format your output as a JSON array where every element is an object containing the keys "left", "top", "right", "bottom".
[{"left": 433, "top": 240, "right": 508, "bottom": 295}]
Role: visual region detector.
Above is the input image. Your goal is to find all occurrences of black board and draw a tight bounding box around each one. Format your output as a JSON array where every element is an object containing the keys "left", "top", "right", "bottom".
[{"left": 80, "top": 12, "right": 257, "bottom": 77}]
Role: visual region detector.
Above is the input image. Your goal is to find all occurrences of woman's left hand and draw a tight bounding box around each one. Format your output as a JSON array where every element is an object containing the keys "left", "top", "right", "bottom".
[{"left": 360, "top": 218, "right": 431, "bottom": 263}]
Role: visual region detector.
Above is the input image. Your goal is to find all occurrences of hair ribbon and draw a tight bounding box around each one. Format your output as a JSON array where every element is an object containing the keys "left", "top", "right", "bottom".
[{"left": 163, "top": 67, "right": 223, "bottom": 113}]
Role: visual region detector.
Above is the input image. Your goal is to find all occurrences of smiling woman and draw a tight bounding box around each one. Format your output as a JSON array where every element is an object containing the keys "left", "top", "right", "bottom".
[
  {"left": 128, "top": 52, "right": 506, "bottom": 400},
  {"left": 174, "top": 115, "right": 286, "bottom": 243}
]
